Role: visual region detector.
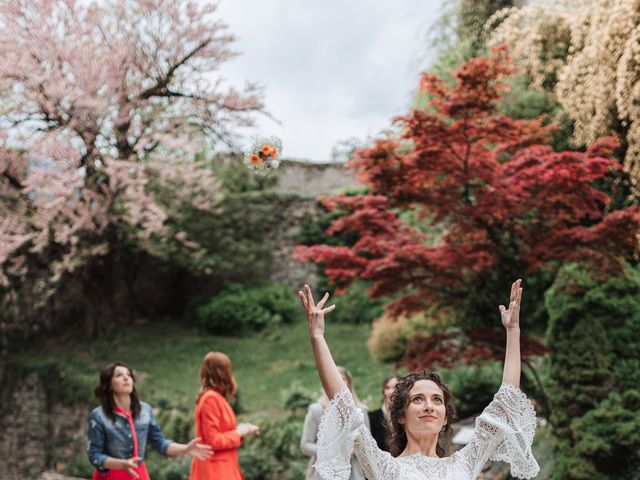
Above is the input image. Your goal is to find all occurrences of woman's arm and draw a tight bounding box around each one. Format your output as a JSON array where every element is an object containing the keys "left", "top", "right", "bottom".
[
  {"left": 300, "top": 286, "right": 401, "bottom": 478},
  {"left": 146, "top": 406, "right": 213, "bottom": 460},
  {"left": 300, "top": 403, "right": 321, "bottom": 456},
  {"left": 500, "top": 279, "right": 523, "bottom": 388},
  {"left": 456, "top": 281, "right": 539, "bottom": 479},
  {"left": 166, "top": 438, "right": 213, "bottom": 459},
  {"left": 103, "top": 458, "right": 142, "bottom": 478},
  {"left": 299, "top": 284, "right": 346, "bottom": 399}
]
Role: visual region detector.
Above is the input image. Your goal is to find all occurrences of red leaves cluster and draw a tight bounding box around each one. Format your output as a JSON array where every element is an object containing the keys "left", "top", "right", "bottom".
[{"left": 401, "top": 327, "right": 549, "bottom": 372}]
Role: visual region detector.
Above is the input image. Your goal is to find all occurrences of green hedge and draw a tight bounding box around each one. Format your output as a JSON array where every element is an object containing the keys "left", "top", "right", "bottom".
[
  {"left": 443, "top": 364, "right": 503, "bottom": 418},
  {"left": 545, "top": 262, "right": 640, "bottom": 480},
  {"left": 198, "top": 283, "right": 298, "bottom": 336}
]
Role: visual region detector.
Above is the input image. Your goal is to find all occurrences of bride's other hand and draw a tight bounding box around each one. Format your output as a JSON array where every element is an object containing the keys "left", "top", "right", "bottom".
[{"left": 299, "top": 284, "right": 335, "bottom": 338}]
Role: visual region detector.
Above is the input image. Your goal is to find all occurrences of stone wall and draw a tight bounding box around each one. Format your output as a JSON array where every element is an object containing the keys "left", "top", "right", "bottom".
[
  {"left": 267, "top": 160, "right": 358, "bottom": 288},
  {"left": 266, "top": 195, "right": 322, "bottom": 288},
  {"left": 272, "top": 160, "right": 359, "bottom": 198},
  {"left": 0, "top": 372, "right": 49, "bottom": 479},
  {"left": 0, "top": 368, "right": 88, "bottom": 480}
]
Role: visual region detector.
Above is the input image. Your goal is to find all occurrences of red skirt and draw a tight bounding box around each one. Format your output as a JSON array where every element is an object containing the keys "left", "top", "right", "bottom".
[{"left": 92, "top": 464, "right": 150, "bottom": 480}]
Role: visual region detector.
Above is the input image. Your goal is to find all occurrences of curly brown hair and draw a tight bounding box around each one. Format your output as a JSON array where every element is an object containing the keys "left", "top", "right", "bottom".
[
  {"left": 386, "top": 371, "right": 457, "bottom": 457},
  {"left": 94, "top": 362, "right": 141, "bottom": 422}
]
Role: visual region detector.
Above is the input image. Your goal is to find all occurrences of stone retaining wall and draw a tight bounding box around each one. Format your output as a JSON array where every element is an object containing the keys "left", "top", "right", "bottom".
[{"left": 0, "top": 370, "right": 89, "bottom": 480}]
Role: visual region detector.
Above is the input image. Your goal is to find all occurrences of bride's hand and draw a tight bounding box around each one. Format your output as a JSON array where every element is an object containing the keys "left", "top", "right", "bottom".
[
  {"left": 298, "top": 284, "right": 335, "bottom": 338},
  {"left": 499, "top": 279, "right": 522, "bottom": 331}
]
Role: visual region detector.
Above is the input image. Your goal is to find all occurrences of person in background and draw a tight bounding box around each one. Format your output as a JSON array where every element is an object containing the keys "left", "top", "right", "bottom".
[
  {"left": 190, "top": 352, "right": 260, "bottom": 480},
  {"left": 368, "top": 375, "right": 399, "bottom": 452},
  {"left": 300, "top": 365, "right": 370, "bottom": 480},
  {"left": 87, "top": 362, "right": 212, "bottom": 480}
]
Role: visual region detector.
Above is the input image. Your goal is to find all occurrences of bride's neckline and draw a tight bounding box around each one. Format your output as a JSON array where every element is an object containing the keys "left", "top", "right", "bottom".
[{"left": 398, "top": 452, "right": 440, "bottom": 459}]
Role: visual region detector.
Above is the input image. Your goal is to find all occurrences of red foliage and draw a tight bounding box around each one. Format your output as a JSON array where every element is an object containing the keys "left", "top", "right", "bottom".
[
  {"left": 294, "top": 48, "right": 640, "bottom": 366},
  {"left": 401, "top": 327, "right": 549, "bottom": 371}
]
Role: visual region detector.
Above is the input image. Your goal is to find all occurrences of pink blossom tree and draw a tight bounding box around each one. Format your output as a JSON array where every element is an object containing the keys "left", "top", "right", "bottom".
[{"left": 0, "top": 0, "right": 263, "bottom": 335}]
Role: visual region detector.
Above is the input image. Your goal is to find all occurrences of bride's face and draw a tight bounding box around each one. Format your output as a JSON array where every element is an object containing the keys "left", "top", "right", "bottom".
[{"left": 399, "top": 380, "right": 448, "bottom": 436}]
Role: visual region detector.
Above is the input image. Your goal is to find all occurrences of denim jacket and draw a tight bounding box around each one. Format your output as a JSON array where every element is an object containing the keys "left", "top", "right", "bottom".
[{"left": 87, "top": 402, "right": 172, "bottom": 473}]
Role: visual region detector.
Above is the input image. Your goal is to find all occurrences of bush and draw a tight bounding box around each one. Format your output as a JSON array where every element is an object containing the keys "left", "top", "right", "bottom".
[
  {"left": 331, "top": 281, "right": 385, "bottom": 325},
  {"left": 443, "top": 363, "right": 502, "bottom": 418},
  {"left": 198, "top": 293, "right": 273, "bottom": 335},
  {"left": 238, "top": 383, "right": 316, "bottom": 479},
  {"left": 281, "top": 380, "right": 319, "bottom": 412},
  {"left": 64, "top": 450, "right": 96, "bottom": 478},
  {"left": 367, "top": 311, "right": 437, "bottom": 362},
  {"left": 250, "top": 282, "right": 299, "bottom": 325},
  {"left": 239, "top": 414, "right": 308, "bottom": 480},
  {"left": 545, "top": 262, "right": 640, "bottom": 480},
  {"left": 146, "top": 404, "right": 194, "bottom": 479},
  {"left": 198, "top": 283, "right": 298, "bottom": 336},
  {"left": 155, "top": 407, "right": 192, "bottom": 444}
]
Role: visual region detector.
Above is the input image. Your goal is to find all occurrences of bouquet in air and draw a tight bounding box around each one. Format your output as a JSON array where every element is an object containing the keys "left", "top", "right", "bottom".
[{"left": 244, "top": 136, "right": 283, "bottom": 175}]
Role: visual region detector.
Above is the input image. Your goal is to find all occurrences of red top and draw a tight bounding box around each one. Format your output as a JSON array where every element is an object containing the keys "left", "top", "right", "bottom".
[
  {"left": 92, "top": 407, "right": 151, "bottom": 480},
  {"left": 190, "top": 389, "right": 244, "bottom": 480}
]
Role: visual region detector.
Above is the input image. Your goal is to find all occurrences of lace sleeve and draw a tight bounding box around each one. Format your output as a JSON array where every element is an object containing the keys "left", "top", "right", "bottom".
[
  {"left": 314, "top": 387, "right": 362, "bottom": 480},
  {"left": 352, "top": 421, "right": 401, "bottom": 480},
  {"left": 314, "top": 386, "right": 400, "bottom": 480},
  {"left": 314, "top": 387, "right": 393, "bottom": 480},
  {"left": 457, "top": 383, "right": 540, "bottom": 480}
]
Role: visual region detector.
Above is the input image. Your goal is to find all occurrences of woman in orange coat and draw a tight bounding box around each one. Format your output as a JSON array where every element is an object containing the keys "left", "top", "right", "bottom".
[{"left": 190, "top": 352, "right": 260, "bottom": 480}]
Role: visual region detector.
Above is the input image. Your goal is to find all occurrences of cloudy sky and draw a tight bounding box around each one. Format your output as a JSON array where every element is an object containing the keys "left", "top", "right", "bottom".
[{"left": 215, "top": 0, "right": 446, "bottom": 162}]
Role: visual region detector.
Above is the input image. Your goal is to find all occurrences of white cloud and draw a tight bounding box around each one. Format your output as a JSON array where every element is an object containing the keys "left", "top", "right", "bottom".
[{"left": 214, "top": 0, "right": 445, "bottom": 161}]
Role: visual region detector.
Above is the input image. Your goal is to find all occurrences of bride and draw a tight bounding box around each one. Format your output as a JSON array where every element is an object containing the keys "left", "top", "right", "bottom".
[{"left": 298, "top": 279, "right": 539, "bottom": 480}]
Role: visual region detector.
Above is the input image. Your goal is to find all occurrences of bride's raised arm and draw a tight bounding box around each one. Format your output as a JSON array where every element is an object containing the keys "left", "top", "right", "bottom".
[
  {"left": 298, "top": 285, "right": 399, "bottom": 480},
  {"left": 500, "top": 279, "right": 522, "bottom": 388},
  {"left": 457, "top": 279, "right": 540, "bottom": 480},
  {"left": 298, "top": 284, "right": 345, "bottom": 399}
]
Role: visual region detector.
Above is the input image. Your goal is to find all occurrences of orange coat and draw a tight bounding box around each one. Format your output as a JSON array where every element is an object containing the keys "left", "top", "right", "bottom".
[{"left": 190, "top": 389, "right": 243, "bottom": 480}]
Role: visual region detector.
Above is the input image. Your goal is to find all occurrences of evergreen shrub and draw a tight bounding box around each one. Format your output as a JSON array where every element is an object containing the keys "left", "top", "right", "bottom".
[
  {"left": 444, "top": 363, "right": 503, "bottom": 418},
  {"left": 545, "top": 263, "right": 640, "bottom": 480},
  {"left": 198, "top": 283, "right": 298, "bottom": 335}
]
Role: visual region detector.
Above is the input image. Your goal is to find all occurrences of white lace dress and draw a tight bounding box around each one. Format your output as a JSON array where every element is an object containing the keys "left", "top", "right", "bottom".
[{"left": 313, "top": 383, "right": 539, "bottom": 480}]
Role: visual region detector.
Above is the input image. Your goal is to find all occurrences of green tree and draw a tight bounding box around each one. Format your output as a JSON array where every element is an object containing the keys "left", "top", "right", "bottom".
[
  {"left": 545, "top": 263, "right": 640, "bottom": 479},
  {"left": 456, "top": 0, "right": 513, "bottom": 54}
]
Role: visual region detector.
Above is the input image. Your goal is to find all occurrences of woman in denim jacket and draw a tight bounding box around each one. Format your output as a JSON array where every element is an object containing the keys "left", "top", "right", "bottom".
[{"left": 87, "top": 362, "right": 213, "bottom": 480}]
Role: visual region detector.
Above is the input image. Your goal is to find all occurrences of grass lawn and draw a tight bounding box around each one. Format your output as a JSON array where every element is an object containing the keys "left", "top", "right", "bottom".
[{"left": 16, "top": 318, "right": 396, "bottom": 414}]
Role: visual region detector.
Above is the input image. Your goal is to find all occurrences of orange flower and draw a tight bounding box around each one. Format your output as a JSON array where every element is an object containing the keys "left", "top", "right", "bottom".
[
  {"left": 260, "top": 144, "right": 273, "bottom": 155},
  {"left": 250, "top": 153, "right": 261, "bottom": 164},
  {"left": 269, "top": 146, "right": 278, "bottom": 157}
]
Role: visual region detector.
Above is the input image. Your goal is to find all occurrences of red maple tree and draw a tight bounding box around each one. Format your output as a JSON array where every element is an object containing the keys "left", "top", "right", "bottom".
[{"left": 295, "top": 48, "right": 640, "bottom": 380}]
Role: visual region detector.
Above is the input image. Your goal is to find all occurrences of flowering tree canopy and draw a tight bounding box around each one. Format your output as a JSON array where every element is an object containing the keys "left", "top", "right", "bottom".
[
  {"left": 487, "top": 0, "right": 640, "bottom": 194},
  {"left": 296, "top": 48, "right": 640, "bottom": 369},
  {"left": 0, "top": 0, "right": 262, "bottom": 332}
]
